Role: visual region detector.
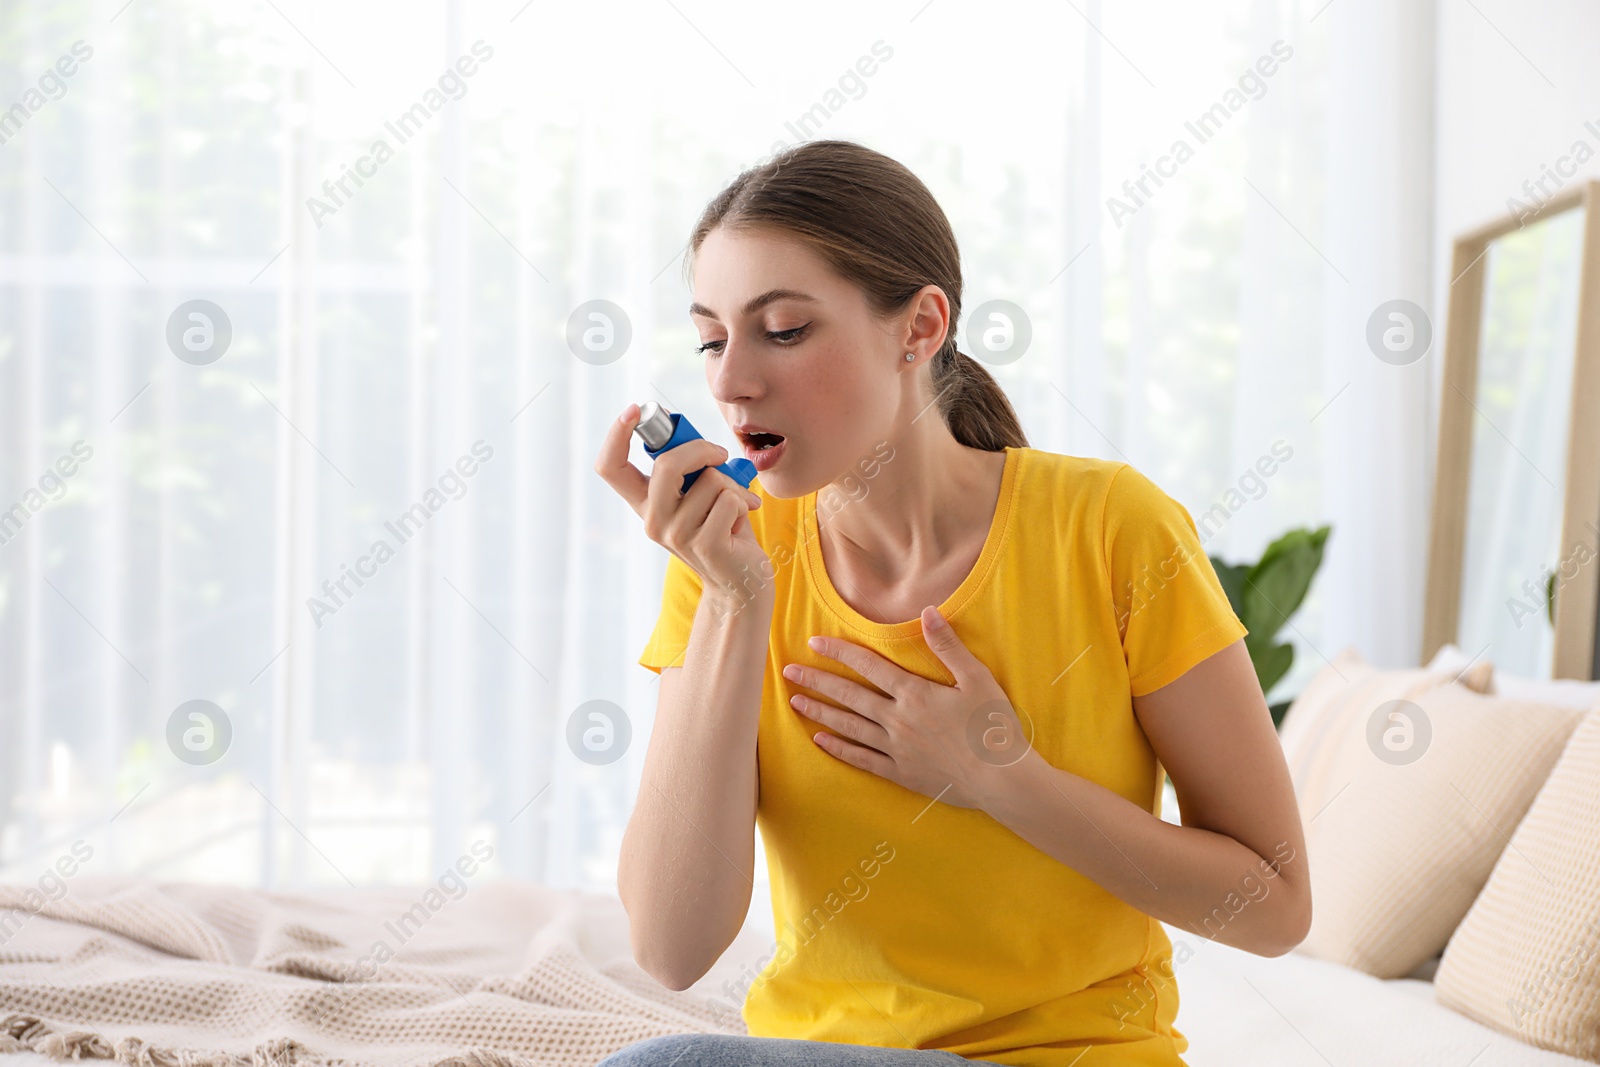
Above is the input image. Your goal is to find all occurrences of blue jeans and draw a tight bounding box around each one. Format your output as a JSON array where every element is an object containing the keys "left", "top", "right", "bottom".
[{"left": 597, "top": 1033, "right": 1008, "bottom": 1066}]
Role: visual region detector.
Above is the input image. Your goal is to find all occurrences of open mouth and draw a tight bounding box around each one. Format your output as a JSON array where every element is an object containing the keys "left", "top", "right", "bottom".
[
  {"left": 740, "top": 431, "right": 786, "bottom": 451},
  {"left": 736, "top": 430, "right": 789, "bottom": 472}
]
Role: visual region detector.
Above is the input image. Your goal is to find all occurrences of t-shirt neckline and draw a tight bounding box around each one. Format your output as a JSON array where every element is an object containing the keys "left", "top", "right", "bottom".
[{"left": 801, "top": 446, "right": 1023, "bottom": 640}]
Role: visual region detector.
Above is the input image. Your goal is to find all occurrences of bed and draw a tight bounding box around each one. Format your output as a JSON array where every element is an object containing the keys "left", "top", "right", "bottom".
[{"left": 0, "top": 874, "right": 1590, "bottom": 1066}]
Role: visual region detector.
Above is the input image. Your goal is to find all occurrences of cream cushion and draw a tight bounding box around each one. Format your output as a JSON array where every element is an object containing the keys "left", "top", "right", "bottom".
[
  {"left": 1434, "top": 709, "right": 1600, "bottom": 1061},
  {"left": 1277, "top": 645, "right": 1492, "bottom": 793},
  {"left": 1278, "top": 649, "right": 1582, "bottom": 978}
]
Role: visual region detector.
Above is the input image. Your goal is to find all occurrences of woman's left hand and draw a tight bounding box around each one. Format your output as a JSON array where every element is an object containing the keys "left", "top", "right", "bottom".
[{"left": 780, "top": 606, "right": 1034, "bottom": 809}]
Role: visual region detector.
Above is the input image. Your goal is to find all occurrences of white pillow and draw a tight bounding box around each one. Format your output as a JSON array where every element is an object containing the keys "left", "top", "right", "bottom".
[
  {"left": 1422, "top": 642, "right": 1487, "bottom": 678},
  {"left": 1494, "top": 673, "right": 1600, "bottom": 711},
  {"left": 1427, "top": 643, "right": 1600, "bottom": 711}
]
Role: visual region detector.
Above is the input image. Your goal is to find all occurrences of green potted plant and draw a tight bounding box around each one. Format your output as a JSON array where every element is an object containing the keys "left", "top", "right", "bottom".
[{"left": 1209, "top": 525, "right": 1332, "bottom": 729}]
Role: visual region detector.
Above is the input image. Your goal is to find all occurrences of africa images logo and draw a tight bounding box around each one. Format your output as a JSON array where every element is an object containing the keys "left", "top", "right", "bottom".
[
  {"left": 1105, "top": 40, "right": 1294, "bottom": 228},
  {"left": 305, "top": 41, "right": 495, "bottom": 229}
]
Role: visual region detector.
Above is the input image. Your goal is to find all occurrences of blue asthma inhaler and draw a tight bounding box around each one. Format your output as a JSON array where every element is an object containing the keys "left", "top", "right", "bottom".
[{"left": 633, "top": 401, "right": 757, "bottom": 496}]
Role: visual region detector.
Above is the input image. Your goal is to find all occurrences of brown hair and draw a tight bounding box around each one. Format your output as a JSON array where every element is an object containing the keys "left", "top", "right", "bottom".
[{"left": 686, "top": 139, "right": 1028, "bottom": 452}]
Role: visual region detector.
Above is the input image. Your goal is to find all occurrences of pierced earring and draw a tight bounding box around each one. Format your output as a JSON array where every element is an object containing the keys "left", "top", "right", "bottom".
[{"left": 905, "top": 352, "right": 915, "bottom": 361}]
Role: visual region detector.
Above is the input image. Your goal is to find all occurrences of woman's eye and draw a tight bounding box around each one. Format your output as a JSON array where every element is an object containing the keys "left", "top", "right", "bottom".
[{"left": 696, "top": 324, "right": 809, "bottom": 356}]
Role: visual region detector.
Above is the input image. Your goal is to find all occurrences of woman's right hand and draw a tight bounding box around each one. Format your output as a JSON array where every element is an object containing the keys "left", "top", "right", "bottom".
[{"left": 595, "top": 403, "right": 773, "bottom": 599}]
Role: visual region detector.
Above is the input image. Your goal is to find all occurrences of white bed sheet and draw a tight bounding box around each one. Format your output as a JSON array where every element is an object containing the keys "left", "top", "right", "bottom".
[
  {"left": 688, "top": 911, "right": 1594, "bottom": 1066},
  {"left": 1155, "top": 924, "right": 1588, "bottom": 1066}
]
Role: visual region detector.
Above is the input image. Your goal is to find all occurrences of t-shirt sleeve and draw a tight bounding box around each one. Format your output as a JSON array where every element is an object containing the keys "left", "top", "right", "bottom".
[
  {"left": 638, "top": 551, "right": 705, "bottom": 674},
  {"left": 1102, "top": 463, "right": 1250, "bottom": 697}
]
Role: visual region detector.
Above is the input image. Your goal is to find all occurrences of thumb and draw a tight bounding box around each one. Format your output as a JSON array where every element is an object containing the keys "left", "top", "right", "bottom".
[{"left": 920, "top": 606, "right": 982, "bottom": 684}]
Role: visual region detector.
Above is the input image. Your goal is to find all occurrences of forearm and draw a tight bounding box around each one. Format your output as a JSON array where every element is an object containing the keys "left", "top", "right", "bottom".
[
  {"left": 969, "top": 749, "right": 1309, "bottom": 956},
  {"left": 618, "top": 587, "right": 772, "bottom": 989}
]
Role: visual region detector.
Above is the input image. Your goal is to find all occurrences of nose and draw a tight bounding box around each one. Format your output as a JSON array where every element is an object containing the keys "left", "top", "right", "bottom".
[{"left": 707, "top": 332, "right": 765, "bottom": 405}]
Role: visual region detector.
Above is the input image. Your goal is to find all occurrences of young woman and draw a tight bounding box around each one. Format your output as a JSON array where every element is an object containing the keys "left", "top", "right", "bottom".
[{"left": 593, "top": 140, "right": 1309, "bottom": 1067}]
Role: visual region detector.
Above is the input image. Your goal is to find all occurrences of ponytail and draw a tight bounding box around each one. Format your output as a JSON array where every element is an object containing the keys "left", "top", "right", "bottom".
[{"left": 933, "top": 347, "right": 1029, "bottom": 450}]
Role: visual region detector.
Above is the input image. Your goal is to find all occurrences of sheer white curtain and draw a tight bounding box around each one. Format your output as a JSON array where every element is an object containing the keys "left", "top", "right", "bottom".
[{"left": 0, "top": 0, "right": 1434, "bottom": 891}]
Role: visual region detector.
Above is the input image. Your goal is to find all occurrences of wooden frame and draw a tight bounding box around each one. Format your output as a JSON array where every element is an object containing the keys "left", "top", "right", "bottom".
[{"left": 1423, "top": 179, "right": 1600, "bottom": 680}]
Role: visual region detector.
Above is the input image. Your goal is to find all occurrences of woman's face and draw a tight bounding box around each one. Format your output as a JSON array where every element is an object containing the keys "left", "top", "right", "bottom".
[{"left": 689, "top": 225, "right": 913, "bottom": 499}]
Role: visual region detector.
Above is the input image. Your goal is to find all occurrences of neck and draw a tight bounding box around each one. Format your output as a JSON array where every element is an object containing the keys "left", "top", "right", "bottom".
[{"left": 816, "top": 408, "right": 1005, "bottom": 586}]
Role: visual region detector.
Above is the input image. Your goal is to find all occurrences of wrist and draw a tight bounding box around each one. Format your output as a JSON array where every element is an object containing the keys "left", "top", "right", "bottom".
[
  {"left": 968, "top": 743, "right": 1051, "bottom": 820},
  {"left": 701, "top": 580, "right": 774, "bottom": 625}
]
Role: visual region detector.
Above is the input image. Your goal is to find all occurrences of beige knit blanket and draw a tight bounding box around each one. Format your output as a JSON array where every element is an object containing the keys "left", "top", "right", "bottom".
[{"left": 0, "top": 874, "right": 744, "bottom": 1067}]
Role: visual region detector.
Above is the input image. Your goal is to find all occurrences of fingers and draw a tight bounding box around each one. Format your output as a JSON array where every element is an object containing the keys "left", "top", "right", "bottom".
[
  {"left": 654, "top": 437, "right": 733, "bottom": 490},
  {"left": 599, "top": 403, "right": 761, "bottom": 557},
  {"left": 660, "top": 464, "right": 731, "bottom": 543},
  {"left": 701, "top": 485, "right": 746, "bottom": 542},
  {"left": 792, "top": 695, "right": 889, "bottom": 748},
  {"left": 644, "top": 437, "right": 735, "bottom": 529},
  {"left": 594, "top": 403, "right": 649, "bottom": 514},
  {"left": 788, "top": 662, "right": 891, "bottom": 722},
  {"left": 701, "top": 462, "right": 762, "bottom": 509}
]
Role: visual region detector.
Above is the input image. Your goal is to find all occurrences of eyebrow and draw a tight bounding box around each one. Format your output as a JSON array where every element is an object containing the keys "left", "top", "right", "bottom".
[{"left": 688, "top": 288, "right": 819, "bottom": 321}]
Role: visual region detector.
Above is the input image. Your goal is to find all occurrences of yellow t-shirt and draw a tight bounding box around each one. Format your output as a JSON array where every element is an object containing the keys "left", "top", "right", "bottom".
[{"left": 637, "top": 445, "right": 1249, "bottom": 1066}]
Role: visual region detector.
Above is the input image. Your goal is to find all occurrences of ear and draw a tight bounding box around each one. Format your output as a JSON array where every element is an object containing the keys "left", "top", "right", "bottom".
[{"left": 901, "top": 284, "right": 951, "bottom": 362}]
